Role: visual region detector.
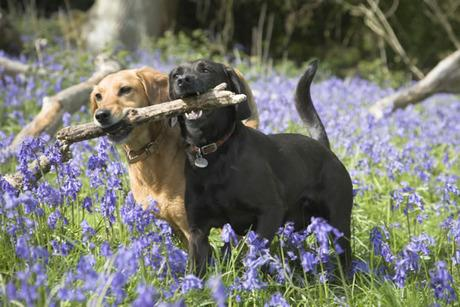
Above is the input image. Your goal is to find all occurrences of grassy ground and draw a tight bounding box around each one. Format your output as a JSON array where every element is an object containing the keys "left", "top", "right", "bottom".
[{"left": 0, "top": 35, "right": 459, "bottom": 306}]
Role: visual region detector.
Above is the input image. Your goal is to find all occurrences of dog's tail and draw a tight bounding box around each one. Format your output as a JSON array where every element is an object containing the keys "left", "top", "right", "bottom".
[{"left": 295, "top": 59, "right": 330, "bottom": 149}]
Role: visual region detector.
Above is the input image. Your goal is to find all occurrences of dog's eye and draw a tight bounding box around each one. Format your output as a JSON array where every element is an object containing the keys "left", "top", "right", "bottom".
[
  {"left": 94, "top": 93, "right": 102, "bottom": 101},
  {"left": 199, "top": 66, "right": 209, "bottom": 73},
  {"left": 172, "top": 73, "right": 180, "bottom": 79},
  {"left": 119, "top": 86, "right": 132, "bottom": 95}
]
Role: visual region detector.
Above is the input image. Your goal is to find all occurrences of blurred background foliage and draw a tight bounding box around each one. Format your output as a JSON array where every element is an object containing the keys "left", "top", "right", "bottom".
[{"left": 0, "top": 0, "right": 459, "bottom": 86}]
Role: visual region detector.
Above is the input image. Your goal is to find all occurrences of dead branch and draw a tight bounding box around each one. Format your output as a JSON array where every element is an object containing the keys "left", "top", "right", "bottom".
[
  {"left": 3, "top": 84, "right": 246, "bottom": 190},
  {"left": 369, "top": 49, "right": 460, "bottom": 119},
  {"left": 3, "top": 144, "right": 71, "bottom": 191},
  {"left": 2, "top": 54, "right": 122, "bottom": 158},
  {"left": 57, "top": 83, "right": 246, "bottom": 143},
  {"left": 345, "top": 0, "right": 424, "bottom": 79},
  {"left": 424, "top": 0, "right": 460, "bottom": 49},
  {"left": 0, "top": 56, "right": 46, "bottom": 76}
]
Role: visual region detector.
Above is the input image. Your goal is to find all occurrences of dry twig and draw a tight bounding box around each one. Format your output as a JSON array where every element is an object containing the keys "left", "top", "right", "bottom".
[{"left": 3, "top": 84, "right": 245, "bottom": 190}]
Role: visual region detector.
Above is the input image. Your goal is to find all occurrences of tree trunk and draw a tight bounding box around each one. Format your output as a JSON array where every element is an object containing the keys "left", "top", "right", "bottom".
[
  {"left": 369, "top": 49, "right": 460, "bottom": 119},
  {"left": 82, "top": 0, "right": 177, "bottom": 52}
]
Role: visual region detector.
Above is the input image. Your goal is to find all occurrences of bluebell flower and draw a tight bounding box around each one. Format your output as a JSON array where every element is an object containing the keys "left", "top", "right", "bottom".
[
  {"left": 393, "top": 234, "right": 435, "bottom": 287},
  {"left": 264, "top": 292, "right": 289, "bottom": 307},
  {"left": 82, "top": 196, "right": 93, "bottom": 213},
  {"left": 47, "top": 209, "right": 66, "bottom": 230},
  {"left": 80, "top": 219, "right": 95, "bottom": 241},
  {"left": 100, "top": 241, "right": 112, "bottom": 257},
  {"left": 133, "top": 284, "right": 158, "bottom": 307},
  {"left": 15, "top": 235, "right": 30, "bottom": 259},
  {"left": 207, "top": 275, "right": 226, "bottom": 307},
  {"left": 370, "top": 227, "right": 394, "bottom": 263},
  {"left": 300, "top": 249, "right": 317, "bottom": 273},
  {"left": 181, "top": 274, "right": 203, "bottom": 294},
  {"left": 221, "top": 223, "right": 239, "bottom": 246},
  {"left": 36, "top": 182, "right": 62, "bottom": 207},
  {"left": 100, "top": 189, "right": 117, "bottom": 224},
  {"left": 307, "top": 217, "right": 344, "bottom": 262},
  {"left": 430, "top": 261, "right": 457, "bottom": 304}
]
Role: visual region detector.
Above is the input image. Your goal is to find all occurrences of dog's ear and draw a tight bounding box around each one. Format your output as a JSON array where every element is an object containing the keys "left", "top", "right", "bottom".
[
  {"left": 89, "top": 91, "right": 98, "bottom": 114},
  {"left": 136, "top": 67, "right": 169, "bottom": 105},
  {"left": 224, "top": 67, "right": 252, "bottom": 121}
]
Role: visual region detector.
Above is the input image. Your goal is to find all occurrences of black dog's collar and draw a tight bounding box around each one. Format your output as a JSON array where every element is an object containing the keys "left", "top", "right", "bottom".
[{"left": 189, "top": 123, "right": 235, "bottom": 155}]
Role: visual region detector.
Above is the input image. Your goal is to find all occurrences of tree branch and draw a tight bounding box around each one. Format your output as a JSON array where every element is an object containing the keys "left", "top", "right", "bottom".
[
  {"left": 0, "top": 56, "right": 46, "bottom": 76},
  {"left": 369, "top": 49, "right": 460, "bottom": 119},
  {"left": 3, "top": 84, "right": 245, "bottom": 190}
]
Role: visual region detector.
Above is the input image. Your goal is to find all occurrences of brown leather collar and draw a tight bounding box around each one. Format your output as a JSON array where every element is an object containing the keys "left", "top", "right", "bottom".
[
  {"left": 190, "top": 124, "right": 236, "bottom": 155},
  {"left": 123, "top": 126, "right": 165, "bottom": 164}
]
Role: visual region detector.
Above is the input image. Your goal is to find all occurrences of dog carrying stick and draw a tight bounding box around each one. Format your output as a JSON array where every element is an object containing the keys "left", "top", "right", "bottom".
[{"left": 4, "top": 84, "right": 245, "bottom": 190}]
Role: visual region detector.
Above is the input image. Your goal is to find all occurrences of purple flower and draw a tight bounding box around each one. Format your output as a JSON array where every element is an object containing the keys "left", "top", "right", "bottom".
[
  {"left": 393, "top": 234, "right": 435, "bottom": 287},
  {"left": 430, "top": 261, "right": 457, "bottom": 304},
  {"left": 221, "top": 223, "right": 239, "bottom": 246},
  {"left": 36, "top": 182, "right": 62, "bottom": 207},
  {"left": 207, "top": 275, "right": 226, "bottom": 307},
  {"left": 265, "top": 292, "right": 290, "bottom": 307},
  {"left": 181, "top": 274, "right": 203, "bottom": 294},
  {"left": 370, "top": 227, "right": 394, "bottom": 263},
  {"left": 47, "top": 209, "right": 66, "bottom": 230},
  {"left": 80, "top": 220, "right": 95, "bottom": 240},
  {"left": 82, "top": 196, "right": 93, "bottom": 213},
  {"left": 100, "top": 189, "right": 117, "bottom": 224},
  {"left": 300, "top": 250, "right": 318, "bottom": 273},
  {"left": 15, "top": 235, "right": 30, "bottom": 259},
  {"left": 133, "top": 284, "right": 158, "bottom": 307},
  {"left": 307, "top": 217, "right": 344, "bottom": 262},
  {"left": 115, "top": 246, "right": 139, "bottom": 278},
  {"left": 100, "top": 241, "right": 112, "bottom": 257}
]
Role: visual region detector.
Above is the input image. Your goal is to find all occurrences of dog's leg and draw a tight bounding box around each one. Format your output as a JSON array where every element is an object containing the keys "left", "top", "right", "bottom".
[
  {"left": 255, "top": 206, "right": 285, "bottom": 242},
  {"left": 327, "top": 200, "right": 352, "bottom": 273},
  {"left": 188, "top": 227, "right": 211, "bottom": 277}
]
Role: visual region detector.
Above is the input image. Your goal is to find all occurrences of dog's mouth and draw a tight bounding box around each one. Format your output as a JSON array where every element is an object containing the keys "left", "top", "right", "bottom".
[
  {"left": 102, "top": 120, "right": 133, "bottom": 143},
  {"left": 184, "top": 110, "right": 203, "bottom": 120}
]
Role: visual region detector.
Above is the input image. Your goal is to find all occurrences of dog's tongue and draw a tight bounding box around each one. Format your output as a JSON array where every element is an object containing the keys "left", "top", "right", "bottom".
[{"left": 185, "top": 110, "right": 203, "bottom": 120}]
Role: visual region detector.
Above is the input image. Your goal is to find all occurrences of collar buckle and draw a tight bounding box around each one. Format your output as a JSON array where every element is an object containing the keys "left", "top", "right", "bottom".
[{"left": 200, "top": 143, "right": 218, "bottom": 155}]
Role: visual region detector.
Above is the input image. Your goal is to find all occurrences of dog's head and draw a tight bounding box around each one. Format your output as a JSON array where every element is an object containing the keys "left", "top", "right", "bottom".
[
  {"left": 168, "top": 59, "right": 252, "bottom": 125},
  {"left": 90, "top": 67, "right": 169, "bottom": 143}
]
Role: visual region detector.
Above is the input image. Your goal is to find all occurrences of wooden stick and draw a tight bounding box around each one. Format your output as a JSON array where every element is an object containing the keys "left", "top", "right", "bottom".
[
  {"left": 56, "top": 83, "right": 246, "bottom": 144},
  {"left": 3, "top": 84, "right": 245, "bottom": 190}
]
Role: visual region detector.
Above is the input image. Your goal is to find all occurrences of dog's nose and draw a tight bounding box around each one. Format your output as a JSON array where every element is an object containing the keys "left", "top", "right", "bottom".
[
  {"left": 95, "top": 109, "right": 111, "bottom": 124},
  {"left": 176, "top": 74, "right": 193, "bottom": 87}
]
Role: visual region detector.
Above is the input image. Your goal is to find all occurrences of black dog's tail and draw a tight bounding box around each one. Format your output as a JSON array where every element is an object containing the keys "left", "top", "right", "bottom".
[{"left": 295, "top": 59, "right": 330, "bottom": 149}]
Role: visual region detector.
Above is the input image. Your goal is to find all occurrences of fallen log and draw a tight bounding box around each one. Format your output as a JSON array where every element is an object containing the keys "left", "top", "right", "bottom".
[
  {"left": 2, "top": 54, "right": 122, "bottom": 158},
  {"left": 3, "top": 83, "right": 245, "bottom": 190},
  {"left": 0, "top": 56, "right": 46, "bottom": 76},
  {"left": 369, "top": 50, "right": 460, "bottom": 119}
]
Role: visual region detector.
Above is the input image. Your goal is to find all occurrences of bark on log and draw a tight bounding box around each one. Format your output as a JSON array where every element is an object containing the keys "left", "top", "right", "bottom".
[
  {"left": 3, "top": 84, "right": 245, "bottom": 190},
  {"left": 3, "top": 144, "right": 71, "bottom": 191},
  {"left": 2, "top": 54, "right": 122, "bottom": 157},
  {"left": 0, "top": 56, "right": 46, "bottom": 76},
  {"left": 57, "top": 84, "right": 245, "bottom": 143},
  {"left": 369, "top": 49, "right": 460, "bottom": 119}
]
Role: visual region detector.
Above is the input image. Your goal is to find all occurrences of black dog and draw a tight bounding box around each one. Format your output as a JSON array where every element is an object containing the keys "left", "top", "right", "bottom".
[{"left": 169, "top": 59, "right": 353, "bottom": 275}]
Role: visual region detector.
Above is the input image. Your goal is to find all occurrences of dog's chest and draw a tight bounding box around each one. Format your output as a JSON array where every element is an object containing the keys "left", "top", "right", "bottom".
[{"left": 187, "top": 171, "right": 256, "bottom": 233}]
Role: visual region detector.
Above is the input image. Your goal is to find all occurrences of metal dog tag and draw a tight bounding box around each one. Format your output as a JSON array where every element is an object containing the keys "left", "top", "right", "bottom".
[
  {"left": 194, "top": 151, "right": 208, "bottom": 168},
  {"left": 194, "top": 156, "right": 208, "bottom": 168}
]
